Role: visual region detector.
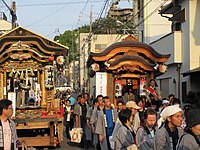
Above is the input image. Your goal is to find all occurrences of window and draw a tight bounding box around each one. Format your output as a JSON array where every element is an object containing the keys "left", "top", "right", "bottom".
[
  {"left": 182, "top": 82, "right": 187, "bottom": 102},
  {"left": 160, "top": 78, "right": 169, "bottom": 99}
]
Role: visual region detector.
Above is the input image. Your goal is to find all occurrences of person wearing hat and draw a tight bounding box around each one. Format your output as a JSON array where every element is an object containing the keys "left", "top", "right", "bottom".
[
  {"left": 154, "top": 105, "right": 183, "bottom": 150},
  {"left": 176, "top": 109, "right": 200, "bottom": 150},
  {"left": 111, "top": 101, "right": 140, "bottom": 149},
  {"left": 126, "top": 101, "right": 141, "bottom": 133},
  {"left": 157, "top": 98, "right": 170, "bottom": 119}
]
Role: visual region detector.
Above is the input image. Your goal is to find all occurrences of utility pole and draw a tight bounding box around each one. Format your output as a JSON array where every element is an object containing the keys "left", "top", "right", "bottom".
[
  {"left": 2, "top": 0, "right": 17, "bottom": 29},
  {"left": 133, "top": 0, "right": 139, "bottom": 37},
  {"left": 72, "top": 31, "right": 75, "bottom": 90},
  {"left": 86, "top": 5, "right": 93, "bottom": 94},
  {"left": 90, "top": 6, "right": 93, "bottom": 34}
]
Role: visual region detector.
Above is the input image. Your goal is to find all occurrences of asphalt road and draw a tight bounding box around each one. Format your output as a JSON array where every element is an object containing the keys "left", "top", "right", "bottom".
[
  {"left": 54, "top": 129, "right": 95, "bottom": 150},
  {"left": 55, "top": 138, "right": 95, "bottom": 150}
]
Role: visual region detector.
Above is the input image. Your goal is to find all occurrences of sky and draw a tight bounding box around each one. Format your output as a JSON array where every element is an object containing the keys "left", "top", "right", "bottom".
[{"left": 0, "top": 0, "right": 132, "bottom": 40}]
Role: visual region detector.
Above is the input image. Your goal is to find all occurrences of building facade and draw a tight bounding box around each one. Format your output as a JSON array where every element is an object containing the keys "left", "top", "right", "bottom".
[
  {"left": 0, "top": 12, "right": 12, "bottom": 35},
  {"left": 150, "top": 0, "right": 200, "bottom": 100},
  {"left": 140, "top": 0, "right": 172, "bottom": 43}
]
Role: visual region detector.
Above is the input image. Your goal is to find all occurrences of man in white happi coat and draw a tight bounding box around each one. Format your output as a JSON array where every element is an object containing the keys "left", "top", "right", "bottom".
[{"left": 95, "top": 96, "right": 118, "bottom": 150}]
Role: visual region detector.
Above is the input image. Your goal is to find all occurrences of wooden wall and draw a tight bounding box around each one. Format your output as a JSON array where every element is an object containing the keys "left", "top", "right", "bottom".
[{"left": 107, "top": 73, "right": 115, "bottom": 103}]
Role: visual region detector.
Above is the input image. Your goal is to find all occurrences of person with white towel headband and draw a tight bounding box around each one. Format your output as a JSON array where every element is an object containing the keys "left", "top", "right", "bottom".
[{"left": 154, "top": 105, "right": 183, "bottom": 150}]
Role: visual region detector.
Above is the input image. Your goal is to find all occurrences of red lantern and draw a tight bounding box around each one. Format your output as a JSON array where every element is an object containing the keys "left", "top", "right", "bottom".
[{"left": 49, "top": 55, "right": 54, "bottom": 61}]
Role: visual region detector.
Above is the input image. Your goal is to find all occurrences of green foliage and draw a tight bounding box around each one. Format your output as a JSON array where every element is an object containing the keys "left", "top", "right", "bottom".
[
  {"left": 54, "top": 30, "right": 78, "bottom": 63},
  {"left": 92, "top": 17, "right": 119, "bottom": 34},
  {"left": 53, "top": 16, "right": 131, "bottom": 63},
  {"left": 77, "top": 25, "right": 90, "bottom": 33}
]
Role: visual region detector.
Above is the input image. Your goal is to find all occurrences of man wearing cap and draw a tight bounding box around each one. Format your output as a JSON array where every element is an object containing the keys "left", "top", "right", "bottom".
[
  {"left": 176, "top": 109, "right": 200, "bottom": 150},
  {"left": 157, "top": 98, "right": 170, "bottom": 119},
  {"left": 111, "top": 101, "right": 140, "bottom": 149},
  {"left": 126, "top": 101, "right": 141, "bottom": 133},
  {"left": 154, "top": 105, "right": 183, "bottom": 150}
]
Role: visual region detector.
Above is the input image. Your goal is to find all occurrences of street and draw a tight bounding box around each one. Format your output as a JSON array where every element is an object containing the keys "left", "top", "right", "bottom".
[
  {"left": 55, "top": 139, "right": 94, "bottom": 150},
  {"left": 54, "top": 129, "right": 94, "bottom": 150}
]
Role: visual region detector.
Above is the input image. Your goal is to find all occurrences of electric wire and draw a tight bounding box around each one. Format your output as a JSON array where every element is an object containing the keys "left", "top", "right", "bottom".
[
  {"left": 76, "top": 0, "right": 90, "bottom": 29},
  {"left": 25, "top": 0, "right": 75, "bottom": 28},
  {"left": 0, "top": 1, "right": 103, "bottom": 8},
  {"left": 114, "top": 0, "right": 168, "bottom": 42},
  {"left": 114, "top": 0, "right": 154, "bottom": 42},
  {"left": 80, "top": 0, "right": 109, "bottom": 51}
]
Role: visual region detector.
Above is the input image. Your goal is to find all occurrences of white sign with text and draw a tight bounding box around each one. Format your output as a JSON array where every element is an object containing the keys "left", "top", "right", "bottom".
[{"left": 96, "top": 72, "right": 107, "bottom": 97}]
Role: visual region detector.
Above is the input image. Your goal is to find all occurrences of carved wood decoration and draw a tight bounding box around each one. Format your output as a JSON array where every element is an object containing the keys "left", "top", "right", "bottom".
[
  {"left": 87, "top": 35, "right": 171, "bottom": 79},
  {"left": 0, "top": 26, "right": 68, "bottom": 106},
  {"left": 122, "top": 34, "right": 139, "bottom": 42},
  {"left": 0, "top": 72, "right": 3, "bottom": 99},
  {"left": 92, "top": 47, "right": 169, "bottom": 63}
]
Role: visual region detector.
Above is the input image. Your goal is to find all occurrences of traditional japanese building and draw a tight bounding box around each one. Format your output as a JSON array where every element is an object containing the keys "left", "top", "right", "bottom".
[{"left": 87, "top": 35, "right": 170, "bottom": 102}]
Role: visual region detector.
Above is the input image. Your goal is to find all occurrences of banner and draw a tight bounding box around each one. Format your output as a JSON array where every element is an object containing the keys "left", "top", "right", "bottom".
[
  {"left": 44, "top": 65, "right": 54, "bottom": 88},
  {"left": 140, "top": 78, "right": 146, "bottom": 96},
  {"left": 96, "top": 72, "right": 107, "bottom": 97},
  {"left": 8, "top": 92, "right": 16, "bottom": 117},
  {"left": 115, "top": 80, "right": 122, "bottom": 97}
]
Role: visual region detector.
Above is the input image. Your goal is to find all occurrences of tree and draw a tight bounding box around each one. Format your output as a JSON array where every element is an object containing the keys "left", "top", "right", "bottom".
[
  {"left": 53, "top": 16, "right": 131, "bottom": 63},
  {"left": 92, "top": 17, "right": 119, "bottom": 34},
  {"left": 77, "top": 25, "right": 90, "bottom": 33},
  {"left": 54, "top": 30, "right": 78, "bottom": 63}
]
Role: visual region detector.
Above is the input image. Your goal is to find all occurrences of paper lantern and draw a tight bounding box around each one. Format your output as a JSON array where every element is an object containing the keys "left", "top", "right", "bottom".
[
  {"left": 91, "top": 63, "right": 100, "bottom": 71},
  {"left": 56, "top": 56, "right": 64, "bottom": 65},
  {"left": 49, "top": 55, "right": 54, "bottom": 61},
  {"left": 159, "top": 64, "right": 167, "bottom": 73}
]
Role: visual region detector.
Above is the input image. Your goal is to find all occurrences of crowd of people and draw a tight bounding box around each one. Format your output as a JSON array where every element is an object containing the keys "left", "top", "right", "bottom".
[
  {"left": 0, "top": 79, "right": 199, "bottom": 150},
  {"left": 61, "top": 80, "right": 200, "bottom": 150}
]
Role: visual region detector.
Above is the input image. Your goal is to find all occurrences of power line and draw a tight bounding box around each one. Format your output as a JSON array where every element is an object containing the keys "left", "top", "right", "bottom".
[
  {"left": 80, "top": 0, "right": 109, "bottom": 50},
  {"left": 76, "top": 0, "right": 90, "bottom": 28},
  {"left": 0, "top": 1, "right": 103, "bottom": 8},
  {"left": 113, "top": 0, "right": 154, "bottom": 42},
  {"left": 114, "top": 0, "right": 168, "bottom": 42},
  {"left": 26, "top": 0, "right": 75, "bottom": 28},
  {"left": 132, "top": 1, "right": 168, "bottom": 30},
  {"left": 45, "top": 30, "right": 58, "bottom": 38},
  {"left": 82, "top": 0, "right": 90, "bottom": 13}
]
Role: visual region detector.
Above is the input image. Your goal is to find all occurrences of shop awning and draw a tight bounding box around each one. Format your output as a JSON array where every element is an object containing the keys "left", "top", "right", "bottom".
[{"left": 182, "top": 67, "right": 200, "bottom": 77}]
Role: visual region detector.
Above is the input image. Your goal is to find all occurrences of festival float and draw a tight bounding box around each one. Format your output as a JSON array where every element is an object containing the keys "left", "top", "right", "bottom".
[
  {"left": 0, "top": 27, "right": 68, "bottom": 148},
  {"left": 87, "top": 35, "right": 170, "bottom": 105}
]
